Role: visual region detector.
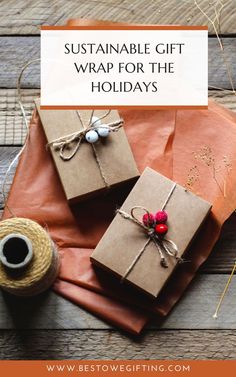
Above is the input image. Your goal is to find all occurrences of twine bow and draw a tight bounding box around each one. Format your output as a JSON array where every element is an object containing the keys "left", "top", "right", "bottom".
[
  {"left": 47, "top": 110, "right": 123, "bottom": 187},
  {"left": 117, "top": 183, "right": 182, "bottom": 282}
]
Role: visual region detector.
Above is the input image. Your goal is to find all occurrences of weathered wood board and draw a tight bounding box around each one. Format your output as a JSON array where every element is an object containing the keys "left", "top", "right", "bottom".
[
  {"left": 0, "top": 37, "right": 235, "bottom": 90},
  {"left": 0, "top": 275, "right": 235, "bottom": 330},
  {"left": 1, "top": 329, "right": 236, "bottom": 360},
  {"left": 0, "top": 0, "right": 235, "bottom": 35},
  {"left": 0, "top": 89, "right": 235, "bottom": 145}
]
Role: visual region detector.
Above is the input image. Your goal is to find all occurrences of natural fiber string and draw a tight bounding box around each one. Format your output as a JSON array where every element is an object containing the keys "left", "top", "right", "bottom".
[
  {"left": 1, "top": 58, "right": 40, "bottom": 218},
  {"left": 48, "top": 110, "right": 123, "bottom": 159},
  {"left": 213, "top": 261, "right": 236, "bottom": 319},
  {"left": 48, "top": 109, "right": 123, "bottom": 188},
  {"left": 0, "top": 217, "right": 60, "bottom": 296},
  {"left": 78, "top": 109, "right": 111, "bottom": 188},
  {"left": 117, "top": 183, "right": 181, "bottom": 282},
  {"left": 76, "top": 109, "right": 118, "bottom": 188},
  {"left": 161, "top": 183, "right": 177, "bottom": 211}
]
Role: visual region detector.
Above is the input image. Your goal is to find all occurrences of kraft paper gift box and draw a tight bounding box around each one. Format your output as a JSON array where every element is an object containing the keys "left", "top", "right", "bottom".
[
  {"left": 35, "top": 99, "right": 139, "bottom": 203},
  {"left": 91, "top": 167, "right": 212, "bottom": 298}
]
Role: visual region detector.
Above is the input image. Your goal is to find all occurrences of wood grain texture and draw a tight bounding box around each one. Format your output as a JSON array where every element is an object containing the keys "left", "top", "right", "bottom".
[
  {"left": 0, "top": 0, "right": 235, "bottom": 35},
  {"left": 0, "top": 89, "right": 235, "bottom": 145},
  {"left": 0, "top": 37, "right": 235, "bottom": 90},
  {"left": 201, "top": 212, "right": 236, "bottom": 273},
  {"left": 0, "top": 289, "right": 110, "bottom": 330},
  {"left": 0, "top": 147, "right": 19, "bottom": 209},
  {"left": 0, "top": 275, "right": 235, "bottom": 330},
  {"left": 0, "top": 89, "right": 39, "bottom": 144},
  {"left": 1, "top": 329, "right": 236, "bottom": 359}
]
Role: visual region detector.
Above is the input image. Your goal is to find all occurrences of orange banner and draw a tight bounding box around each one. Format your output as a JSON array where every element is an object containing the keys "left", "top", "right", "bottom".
[{"left": 0, "top": 360, "right": 236, "bottom": 377}]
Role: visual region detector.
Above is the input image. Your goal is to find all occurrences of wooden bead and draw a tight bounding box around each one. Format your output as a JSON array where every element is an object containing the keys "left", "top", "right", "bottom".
[
  {"left": 85, "top": 130, "right": 99, "bottom": 143},
  {"left": 97, "top": 126, "right": 110, "bottom": 138}
]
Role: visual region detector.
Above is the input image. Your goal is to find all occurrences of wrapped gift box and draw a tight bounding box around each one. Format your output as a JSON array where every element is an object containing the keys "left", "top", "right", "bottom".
[
  {"left": 91, "top": 167, "right": 212, "bottom": 298},
  {"left": 35, "top": 99, "right": 139, "bottom": 203}
]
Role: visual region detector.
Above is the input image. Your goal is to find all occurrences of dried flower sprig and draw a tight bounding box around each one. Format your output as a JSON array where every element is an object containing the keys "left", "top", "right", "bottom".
[
  {"left": 185, "top": 145, "right": 232, "bottom": 198},
  {"left": 193, "top": 145, "right": 227, "bottom": 197},
  {"left": 185, "top": 165, "right": 200, "bottom": 191}
]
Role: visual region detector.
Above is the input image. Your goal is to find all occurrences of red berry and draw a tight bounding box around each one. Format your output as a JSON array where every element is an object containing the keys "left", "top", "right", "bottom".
[
  {"left": 142, "top": 213, "right": 155, "bottom": 227},
  {"left": 155, "top": 223, "right": 168, "bottom": 235},
  {"left": 155, "top": 210, "right": 168, "bottom": 223}
]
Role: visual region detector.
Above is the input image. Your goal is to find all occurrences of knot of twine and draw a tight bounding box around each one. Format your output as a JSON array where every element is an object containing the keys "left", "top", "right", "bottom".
[
  {"left": 117, "top": 183, "right": 183, "bottom": 283},
  {"left": 47, "top": 110, "right": 123, "bottom": 188}
]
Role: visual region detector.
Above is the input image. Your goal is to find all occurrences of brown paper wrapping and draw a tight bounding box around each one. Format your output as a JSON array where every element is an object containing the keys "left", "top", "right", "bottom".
[
  {"left": 91, "top": 168, "right": 212, "bottom": 297},
  {"left": 35, "top": 100, "right": 139, "bottom": 202},
  {"left": 2, "top": 19, "right": 236, "bottom": 334}
]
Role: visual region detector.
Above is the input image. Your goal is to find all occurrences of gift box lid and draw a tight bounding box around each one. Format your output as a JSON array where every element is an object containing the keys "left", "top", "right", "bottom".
[
  {"left": 35, "top": 99, "right": 139, "bottom": 203},
  {"left": 91, "top": 167, "right": 212, "bottom": 298}
]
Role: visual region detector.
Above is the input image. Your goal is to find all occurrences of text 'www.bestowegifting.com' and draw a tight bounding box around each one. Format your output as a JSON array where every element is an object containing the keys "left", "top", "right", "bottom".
[{"left": 45, "top": 363, "right": 191, "bottom": 374}]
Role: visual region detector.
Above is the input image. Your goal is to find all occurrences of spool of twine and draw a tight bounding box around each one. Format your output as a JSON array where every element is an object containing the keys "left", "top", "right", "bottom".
[{"left": 0, "top": 218, "right": 59, "bottom": 296}]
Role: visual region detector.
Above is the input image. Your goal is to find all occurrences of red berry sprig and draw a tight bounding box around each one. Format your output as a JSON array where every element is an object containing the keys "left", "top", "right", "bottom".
[{"left": 142, "top": 210, "right": 168, "bottom": 236}]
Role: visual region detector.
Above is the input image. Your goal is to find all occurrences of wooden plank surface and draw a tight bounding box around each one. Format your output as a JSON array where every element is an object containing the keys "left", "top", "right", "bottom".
[
  {"left": 0, "top": 288, "right": 110, "bottom": 330},
  {"left": 0, "top": 89, "right": 38, "bottom": 145},
  {"left": 0, "top": 37, "right": 235, "bottom": 90},
  {"left": 0, "top": 0, "right": 236, "bottom": 35},
  {"left": 0, "top": 0, "right": 236, "bottom": 362},
  {"left": 1, "top": 329, "right": 236, "bottom": 359},
  {"left": 0, "top": 275, "right": 235, "bottom": 330},
  {"left": 0, "top": 89, "right": 235, "bottom": 145}
]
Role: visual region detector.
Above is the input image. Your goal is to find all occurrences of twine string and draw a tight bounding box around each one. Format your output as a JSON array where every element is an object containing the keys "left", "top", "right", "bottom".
[
  {"left": 91, "top": 143, "right": 110, "bottom": 188},
  {"left": 48, "top": 109, "right": 123, "bottom": 188},
  {"left": 213, "top": 261, "right": 236, "bottom": 319},
  {"left": 120, "top": 238, "right": 151, "bottom": 283},
  {"left": 117, "top": 183, "right": 181, "bottom": 282},
  {"left": 161, "top": 183, "right": 177, "bottom": 210},
  {"left": 0, "top": 217, "right": 59, "bottom": 296},
  {"left": 48, "top": 109, "right": 123, "bottom": 186}
]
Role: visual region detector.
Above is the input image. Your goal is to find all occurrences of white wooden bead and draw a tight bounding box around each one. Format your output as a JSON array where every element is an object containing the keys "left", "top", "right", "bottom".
[
  {"left": 85, "top": 130, "right": 99, "bottom": 143},
  {"left": 97, "top": 126, "right": 110, "bottom": 138},
  {"left": 91, "top": 116, "right": 101, "bottom": 126}
]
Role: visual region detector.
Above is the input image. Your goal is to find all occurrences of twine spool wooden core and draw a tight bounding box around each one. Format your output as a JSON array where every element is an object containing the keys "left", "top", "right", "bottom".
[
  {"left": 0, "top": 233, "right": 33, "bottom": 270},
  {"left": 0, "top": 218, "right": 60, "bottom": 296}
]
